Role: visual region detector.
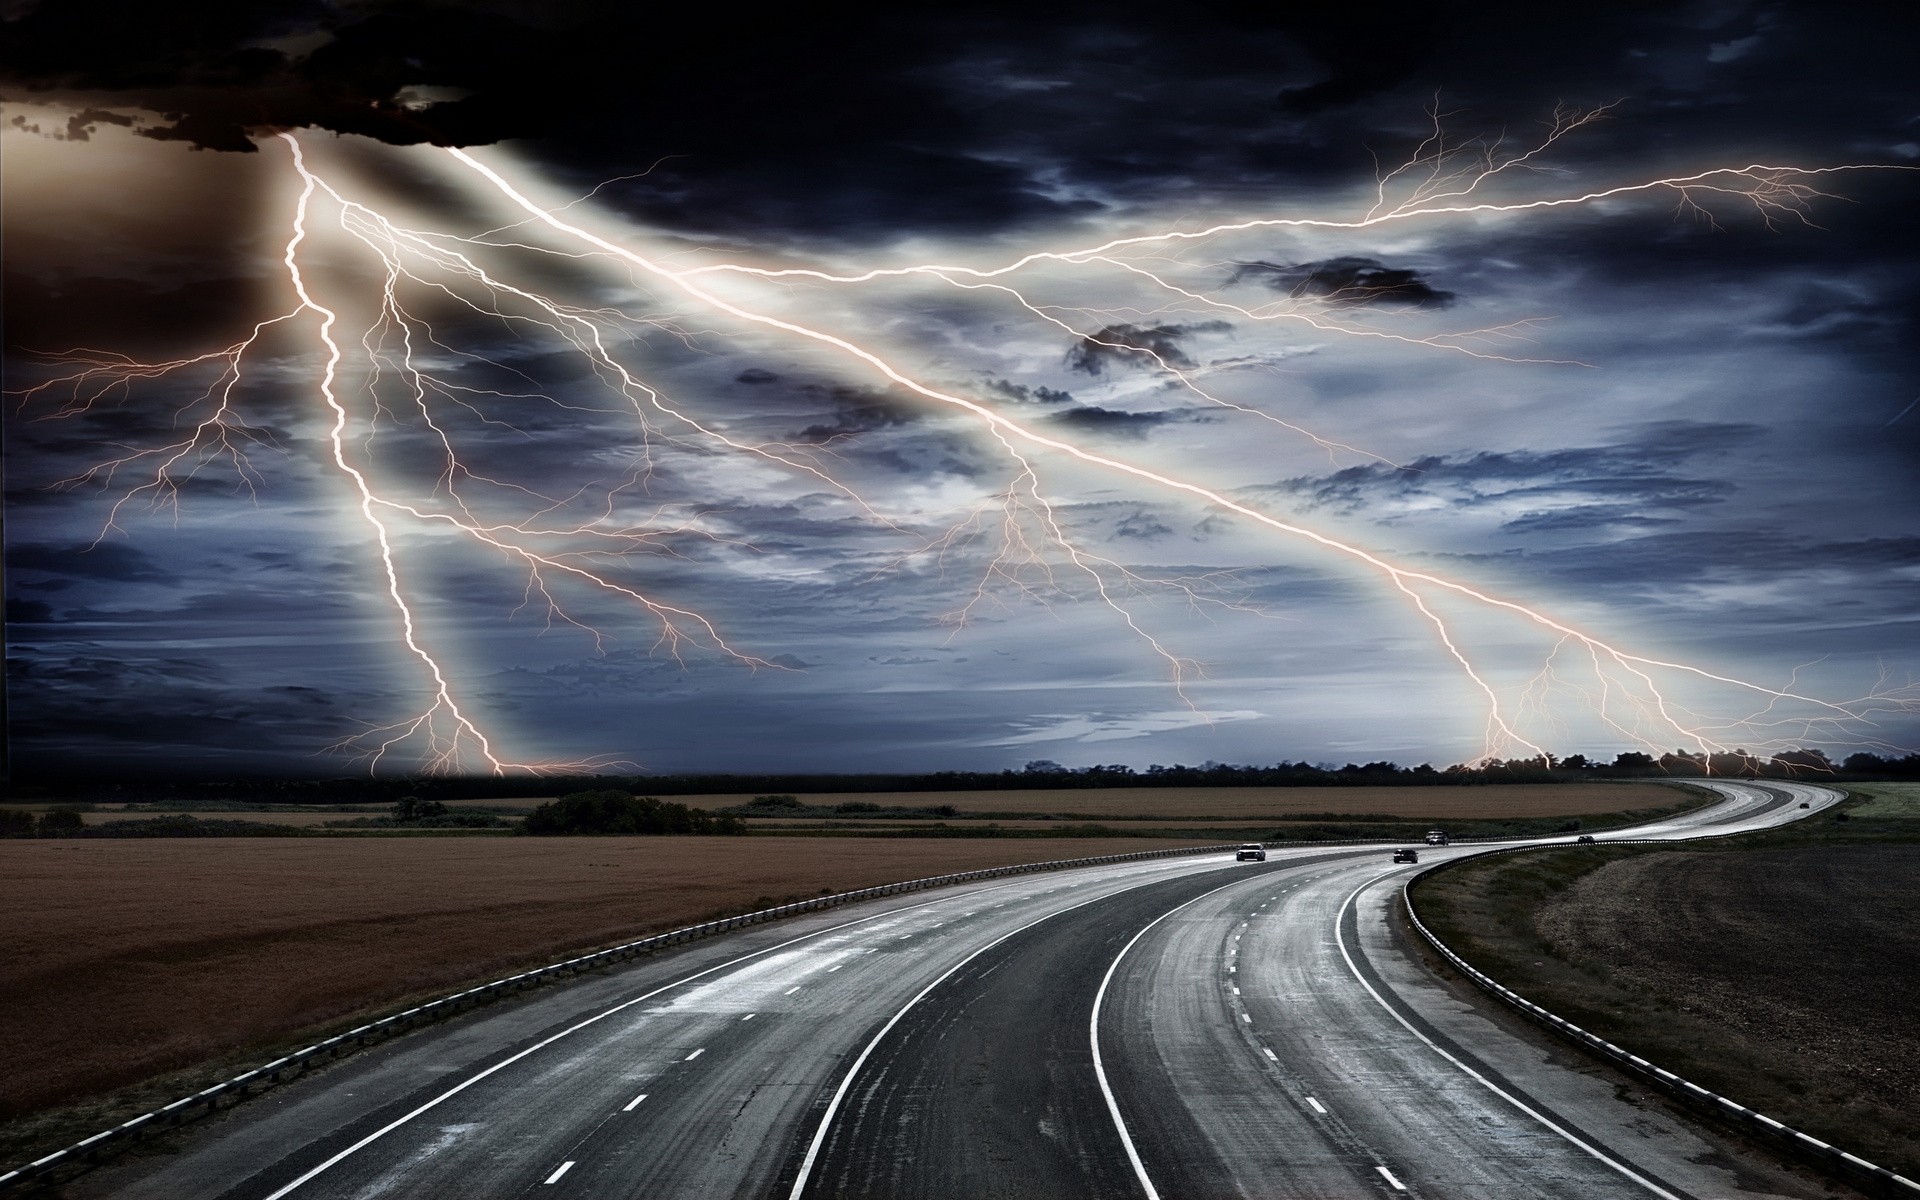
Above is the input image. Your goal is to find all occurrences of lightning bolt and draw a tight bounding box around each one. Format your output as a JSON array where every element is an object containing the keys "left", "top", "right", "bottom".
[{"left": 16, "top": 108, "right": 1918, "bottom": 773}]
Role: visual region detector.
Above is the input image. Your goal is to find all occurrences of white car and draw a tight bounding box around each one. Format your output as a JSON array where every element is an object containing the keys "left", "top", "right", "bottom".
[{"left": 1235, "top": 843, "right": 1266, "bottom": 862}]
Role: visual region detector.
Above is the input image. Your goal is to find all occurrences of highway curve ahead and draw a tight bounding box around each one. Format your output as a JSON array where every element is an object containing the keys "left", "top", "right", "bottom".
[{"left": 72, "top": 782, "right": 1845, "bottom": 1200}]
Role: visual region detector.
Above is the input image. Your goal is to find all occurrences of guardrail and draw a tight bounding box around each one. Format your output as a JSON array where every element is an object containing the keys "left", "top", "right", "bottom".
[
  {"left": 0, "top": 787, "right": 1758, "bottom": 1193},
  {"left": 3, "top": 837, "right": 1268, "bottom": 1193},
  {"left": 1401, "top": 840, "right": 1918, "bottom": 1198}
]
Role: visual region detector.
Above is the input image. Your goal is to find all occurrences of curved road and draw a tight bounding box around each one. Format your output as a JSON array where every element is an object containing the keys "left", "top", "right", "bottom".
[{"left": 76, "top": 782, "right": 1844, "bottom": 1200}]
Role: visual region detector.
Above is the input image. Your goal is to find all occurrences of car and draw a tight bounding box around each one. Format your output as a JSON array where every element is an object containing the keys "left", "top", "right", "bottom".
[
  {"left": 1575, "top": 834, "right": 1596, "bottom": 844},
  {"left": 1235, "top": 843, "right": 1266, "bottom": 862},
  {"left": 1424, "top": 829, "right": 1449, "bottom": 845},
  {"left": 1392, "top": 848, "right": 1419, "bottom": 864},
  {"left": 1800, "top": 801, "right": 1810, "bottom": 808}
]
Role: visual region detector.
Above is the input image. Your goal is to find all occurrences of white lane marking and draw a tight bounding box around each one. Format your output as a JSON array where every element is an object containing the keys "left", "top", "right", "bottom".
[
  {"left": 1091, "top": 874, "right": 1271, "bottom": 1200},
  {"left": 740, "top": 1013, "right": 756, "bottom": 1022},
  {"left": 1305, "top": 1096, "right": 1326, "bottom": 1114},
  {"left": 544, "top": 1161, "right": 575, "bottom": 1185},
  {"left": 1375, "top": 1165, "right": 1405, "bottom": 1191},
  {"left": 826, "top": 964, "right": 843, "bottom": 972},
  {"left": 784, "top": 986, "right": 801, "bottom": 995},
  {"left": 788, "top": 870, "right": 1220, "bottom": 1200},
  {"left": 685, "top": 1048, "right": 705, "bottom": 1060},
  {"left": 621, "top": 1093, "right": 647, "bottom": 1112},
  {"left": 1232, "top": 986, "right": 1240, "bottom": 995},
  {"left": 1333, "top": 879, "right": 1685, "bottom": 1200},
  {"left": 1241, "top": 1013, "right": 1251, "bottom": 1023},
  {"left": 259, "top": 888, "right": 993, "bottom": 1200},
  {"left": 1262, "top": 1048, "right": 1277, "bottom": 1061}
]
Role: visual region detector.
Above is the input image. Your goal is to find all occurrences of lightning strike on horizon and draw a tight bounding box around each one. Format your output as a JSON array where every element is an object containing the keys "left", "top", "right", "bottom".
[{"left": 16, "top": 109, "right": 1919, "bottom": 774}]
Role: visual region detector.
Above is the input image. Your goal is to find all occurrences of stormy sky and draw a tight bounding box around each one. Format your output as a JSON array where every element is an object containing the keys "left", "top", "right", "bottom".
[{"left": 5, "top": 0, "right": 1918, "bottom": 778}]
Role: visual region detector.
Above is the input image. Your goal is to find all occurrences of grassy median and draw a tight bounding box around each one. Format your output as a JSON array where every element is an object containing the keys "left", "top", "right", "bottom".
[{"left": 1408, "top": 782, "right": 1920, "bottom": 1180}]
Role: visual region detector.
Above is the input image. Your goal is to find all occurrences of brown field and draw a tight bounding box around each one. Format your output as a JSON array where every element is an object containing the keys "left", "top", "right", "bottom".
[
  {"left": 0, "top": 836, "right": 1209, "bottom": 1122},
  {"left": 1413, "top": 838, "right": 1920, "bottom": 1178},
  {"left": 645, "top": 783, "right": 1680, "bottom": 819}
]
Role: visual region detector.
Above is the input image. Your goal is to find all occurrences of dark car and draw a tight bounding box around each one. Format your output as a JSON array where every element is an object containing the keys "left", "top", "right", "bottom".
[
  {"left": 1575, "top": 834, "right": 1596, "bottom": 844},
  {"left": 1424, "top": 829, "right": 1449, "bottom": 846},
  {"left": 1392, "top": 848, "right": 1419, "bottom": 864},
  {"left": 1236, "top": 843, "right": 1266, "bottom": 862}
]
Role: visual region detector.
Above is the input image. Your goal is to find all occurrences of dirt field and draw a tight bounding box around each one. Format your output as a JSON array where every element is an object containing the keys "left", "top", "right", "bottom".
[
  {"left": 656, "top": 783, "right": 1680, "bottom": 819},
  {"left": 0, "top": 836, "right": 1209, "bottom": 1122},
  {"left": 1415, "top": 841, "right": 1920, "bottom": 1178}
]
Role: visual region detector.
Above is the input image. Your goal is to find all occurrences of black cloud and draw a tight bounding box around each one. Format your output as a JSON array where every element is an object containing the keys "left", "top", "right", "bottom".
[
  {"left": 1050, "top": 407, "right": 1175, "bottom": 438},
  {"left": 1229, "top": 257, "right": 1454, "bottom": 307}
]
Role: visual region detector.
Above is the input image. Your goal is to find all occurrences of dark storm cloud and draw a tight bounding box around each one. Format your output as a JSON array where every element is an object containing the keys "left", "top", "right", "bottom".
[
  {"left": 1228, "top": 257, "right": 1454, "bottom": 308},
  {"left": 1049, "top": 407, "right": 1177, "bottom": 438},
  {"left": 4, "top": 271, "right": 260, "bottom": 354},
  {"left": 796, "top": 389, "right": 923, "bottom": 444},
  {"left": 7, "top": 3, "right": 1918, "bottom": 246},
  {"left": 1273, "top": 422, "right": 1760, "bottom": 523},
  {"left": 1114, "top": 511, "right": 1174, "bottom": 540},
  {"left": 1066, "top": 323, "right": 1231, "bottom": 375},
  {"left": 1496, "top": 529, "right": 1920, "bottom": 596},
  {"left": 983, "top": 379, "right": 1074, "bottom": 405},
  {"left": 10, "top": 541, "right": 180, "bottom": 583}
]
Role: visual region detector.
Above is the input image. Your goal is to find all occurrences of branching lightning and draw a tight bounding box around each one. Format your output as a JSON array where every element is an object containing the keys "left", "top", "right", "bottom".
[{"left": 16, "top": 108, "right": 1918, "bottom": 774}]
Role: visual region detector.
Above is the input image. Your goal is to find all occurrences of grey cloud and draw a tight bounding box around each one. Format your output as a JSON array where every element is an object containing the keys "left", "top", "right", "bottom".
[
  {"left": 1272, "top": 422, "right": 1761, "bottom": 523},
  {"left": 1049, "top": 407, "right": 1176, "bottom": 438},
  {"left": 983, "top": 378, "right": 1074, "bottom": 405},
  {"left": 1228, "top": 257, "right": 1454, "bottom": 308},
  {"left": 1066, "top": 322, "right": 1231, "bottom": 375},
  {"left": 9, "top": 542, "right": 181, "bottom": 584},
  {"left": 1114, "top": 511, "right": 1174, "bottom": 540}
]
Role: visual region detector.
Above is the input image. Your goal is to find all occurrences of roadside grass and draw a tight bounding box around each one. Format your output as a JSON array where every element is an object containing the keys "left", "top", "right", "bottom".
[{"left": 1408, "top": 785, "right": 1920, "bottom": 1181}]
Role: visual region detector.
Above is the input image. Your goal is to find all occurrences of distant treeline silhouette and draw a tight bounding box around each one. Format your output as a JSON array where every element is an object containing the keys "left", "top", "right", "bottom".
[{"left": 17, "top": 747, "right": 1912, "bottom": 805}]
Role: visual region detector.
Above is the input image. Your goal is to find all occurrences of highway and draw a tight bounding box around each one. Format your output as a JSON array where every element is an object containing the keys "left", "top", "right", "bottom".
[{"left": 75, "top": 782, "right": 1845, "bottom": 1199}]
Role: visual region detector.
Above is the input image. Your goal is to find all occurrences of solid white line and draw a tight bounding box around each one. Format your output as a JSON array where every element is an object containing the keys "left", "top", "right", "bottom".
[
  {"left": 259, "top": 891, "right": 980, "bottom": 1200},
  {"left": 787, "top": 886, "right": 1158, "bottom": 1200},
  {"left": 1305, "top": 1096, "right": 1327, "bottom": 1114},
  {"left": 1375, "top": 1164, "right": 1405, "bottom": 1191},
  {"left": 685, "top": 1048, "right": 705, "bottom": 1060},
  {"left": 1091, "top": 873, "right": 1267, "bottom": 1200},
  {"left": 1333, "top": 878, "right": 1684, "bottom": 1199},
  {"left": 544, "top": 1161, "right": 575, "bottom": 1185},
  {"left": 621, "top": 1093, "right": 647, "bottom": 1112}
]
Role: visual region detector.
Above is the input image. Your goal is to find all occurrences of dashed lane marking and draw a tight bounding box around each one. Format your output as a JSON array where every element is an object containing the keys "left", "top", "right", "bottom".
[
  {"left": 741, "top": 1013, "right": 756, "bottom": 1022},
  {"left": 1262, "top": 1048, "right": 1277, "bottom": 1061},
  {"left": 1376, "top": 1165, "right": 1406, "bottom": 1191},
  {"left": 1306, "top": 1097, "right": 1327, "bottom": 1115},
  {"left": 544, "top": 1162, "right": 575, "bottom": 1185},
  {"left": 685, "top": 1048, "right": 705, "bottom": 1061},
  {"left": 621, "top": 1092, "right": 647, "bottom": 1112}
]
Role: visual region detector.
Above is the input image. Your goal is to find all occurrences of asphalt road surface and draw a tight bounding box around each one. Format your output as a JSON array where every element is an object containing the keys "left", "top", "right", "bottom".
[{"left": 73, "top": 782, "right": 1845, "bottom": 1200}]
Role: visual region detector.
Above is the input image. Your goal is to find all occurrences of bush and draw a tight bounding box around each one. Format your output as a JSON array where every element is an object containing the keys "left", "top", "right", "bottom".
[
  {"left": 521, "top": 790, "right": 747, "bottom": 836},
  {"left": 36, "top": 809, "right": 86, "bottom": 837},
  {"left": 748, "top": 795, "right": 803, "bottom": 810},
  {"left": 392, "top": 795, "right": 449, "bottom": 823},
  {"left": 834, "top": 801, "right": 882, "bottom": 814},
  {"left": 0, "top": 810, "right": 36, "bottom": 838}
]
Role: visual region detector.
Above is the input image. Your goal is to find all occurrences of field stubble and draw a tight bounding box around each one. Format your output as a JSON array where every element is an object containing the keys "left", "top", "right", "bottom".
[{"left": 1410, "top": 785, "right": 1920, "bottom": 1182}]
